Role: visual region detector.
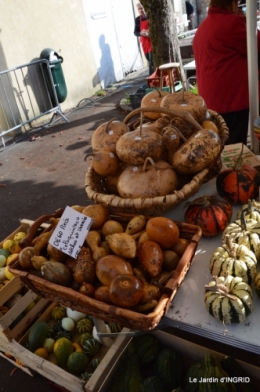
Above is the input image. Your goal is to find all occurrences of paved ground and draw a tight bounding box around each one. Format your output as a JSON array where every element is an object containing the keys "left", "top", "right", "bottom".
[{"left": 0, "top": 68, "right": 148, "bottom": 391}]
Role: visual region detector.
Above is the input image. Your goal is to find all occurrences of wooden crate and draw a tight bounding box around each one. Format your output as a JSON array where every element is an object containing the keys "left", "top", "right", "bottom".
[
  {"left": 3, "top": 302, "right": 131, "bottom": 392},
  {"left": 96, "top": 330, "right": 260, "bottom": 392},
  {"left": 0, "top": 277, "right": 50, "bottom": 341}
]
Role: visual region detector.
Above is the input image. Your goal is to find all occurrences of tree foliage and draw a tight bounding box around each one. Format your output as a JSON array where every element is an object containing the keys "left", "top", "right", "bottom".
[{"left": 141, "top": 0, "right": 181, "bottom": 67}]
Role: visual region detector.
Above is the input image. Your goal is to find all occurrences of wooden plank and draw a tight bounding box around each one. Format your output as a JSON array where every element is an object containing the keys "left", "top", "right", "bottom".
[
  {"left": 0, "top": 351, "right": 34, "bottom": 377},
  {"left": 0, "top": 290, "right": 38, "bottom": 329},
  {"left": 7, "top": 298, "right": 51, "bottom": 341},
  {"left": 9, "top": 339, "right": 86, "bottom": 392},
  {"left": 0, "top": 278, "right": 23, "bottom": 307}
]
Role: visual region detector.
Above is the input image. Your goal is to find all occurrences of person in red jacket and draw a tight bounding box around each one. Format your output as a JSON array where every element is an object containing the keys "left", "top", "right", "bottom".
[
  {"left": 193, "top": 0, "right": 260, "bottom": 145},
  {"left": 134, "top": 3, "right": 154, "bottom": 75}
]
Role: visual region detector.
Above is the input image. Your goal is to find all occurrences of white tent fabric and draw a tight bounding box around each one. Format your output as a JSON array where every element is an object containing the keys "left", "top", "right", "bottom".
[{"left": 247, "top": 1, "right": 259, "bottom": 153}]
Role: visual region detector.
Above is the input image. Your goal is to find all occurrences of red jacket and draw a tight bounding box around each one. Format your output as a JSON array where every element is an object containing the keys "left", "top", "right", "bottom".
[{"left": 193, "top": 7, "right": 260, "bottom": 114}]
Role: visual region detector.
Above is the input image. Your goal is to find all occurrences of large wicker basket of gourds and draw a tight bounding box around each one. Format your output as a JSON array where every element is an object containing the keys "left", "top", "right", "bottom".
[{"left": 85, "top": 91, "right": 229, "bottom": 215}]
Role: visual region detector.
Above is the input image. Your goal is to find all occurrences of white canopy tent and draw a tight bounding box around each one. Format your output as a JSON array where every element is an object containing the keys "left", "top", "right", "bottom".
[{"left": 247, "top": 1, "right": 259, "bottom": 153}]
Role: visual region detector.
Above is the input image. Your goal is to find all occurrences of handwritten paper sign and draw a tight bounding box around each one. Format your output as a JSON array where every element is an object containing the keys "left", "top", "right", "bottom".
[
  {"left": 49, "top": 206, "right": 93, "bottom": 259},
  {"left": 221, "top": 143, "right": 260, "bottom": 170}
]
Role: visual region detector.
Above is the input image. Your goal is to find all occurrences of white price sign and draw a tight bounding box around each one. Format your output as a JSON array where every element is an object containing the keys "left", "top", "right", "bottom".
[{"left": 49, "top": 206, "right": 93, "bottom": 259}]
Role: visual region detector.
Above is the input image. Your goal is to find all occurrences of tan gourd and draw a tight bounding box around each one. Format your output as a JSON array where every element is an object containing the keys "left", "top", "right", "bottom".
[
  {"left": 96, "top": 255, "right": 133, "bottom": 286},
  {"left": 116, "top": 124, "right": 165, "bottom": 165},
  {"left": 141, "top": 89, "right": 170, "bottom": 120},
  {"left": 160, "top": 90, "right": 207, "bottom": 123},
  {"left": 86, "top": 230, "right": 109, "bottom": 262},
  {"left": 105, "top": 232, "right": 136, "bottom": 259},
  {"left": 172, "top": 129, "right": 221, "bottom": 174},
  {"left": 85, "top": 151, "right": 120, "bottom": 177},
  {"left": 82, "top": 205, "right": 110, "bottom": 230},
  {"left": 91, "top": 118, "right": 128, "bottom": 152},
  {"left": 161, "top": 124, "right": 185, "bottom": 162},
  {"left": 117, "top": 157, "right": 178, "bottom": 199}
]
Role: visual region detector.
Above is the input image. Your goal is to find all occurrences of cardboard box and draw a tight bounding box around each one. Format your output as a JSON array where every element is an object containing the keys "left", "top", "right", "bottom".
[
  {"left": 221, "top": 143, "right": 260, "bottom": 170},
  {"left": 97, "top": 330, "right": 260, "bottom": 392}
]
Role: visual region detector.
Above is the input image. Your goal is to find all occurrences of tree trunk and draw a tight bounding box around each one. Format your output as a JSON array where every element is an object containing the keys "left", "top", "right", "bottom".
[{"left": 141, "top": 0, "right": 183, "bottom": 69}]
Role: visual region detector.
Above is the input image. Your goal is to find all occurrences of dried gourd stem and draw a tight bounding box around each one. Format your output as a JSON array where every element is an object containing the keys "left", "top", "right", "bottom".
[
  {"left": 184, "top": 195, "right": 213, "bottom": 209},
  {"left": 225, "top": 235, "right": 237, "bottom": 258},
  {"left": 139, "top": 111, "right": 144, "bottom": 138},
  {"left": 168, "top": 122, "right": 187, "bottom": 142},
  {"left": 123, "top": 107, "right": 202, "bottom": 131},
  {"left": 154, "top": 87, "right": 162, "bottom": 97},
  {"left": 84, "top": 152, "right": 94, "bottom": 162},
  {"left": 105, "top": 118, "right": 117, "bottom": 134},
  {"left": 241, "top": 208, "right": 249, "bottom": 232},
  {"left": 143, "top": 157, "right": 157, "bottom": 172},
  {"left": 205, "top": 276, "right": 239, "bottom": 301},
  {"left": 233, "top": 142, "right": 244, "bottom": 170}
]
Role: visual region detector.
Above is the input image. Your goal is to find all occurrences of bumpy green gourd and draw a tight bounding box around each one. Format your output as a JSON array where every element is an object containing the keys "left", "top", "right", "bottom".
[
  {"left": 186, "top": 354, "right": 236, "bottom": 392},
  {"left": 111, "top": 353, "right": 144, "bottom": 392},
  {"left": 143, "top": 376, "right": 166, "bottom": 392},
  {"left": 155, "top": 347, "right": 184, "bottom": 390},
  {"left": 221, "top": 356, "right": 254, "bottom": 392},
  {"left": 127, "top": 334, "right": 161, "bottom": 365}
]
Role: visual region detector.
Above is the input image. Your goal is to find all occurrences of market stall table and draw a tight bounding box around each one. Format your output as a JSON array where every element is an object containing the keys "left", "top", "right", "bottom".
[{"left": 161, "top": 177, "right": 260, "bottom": 365}]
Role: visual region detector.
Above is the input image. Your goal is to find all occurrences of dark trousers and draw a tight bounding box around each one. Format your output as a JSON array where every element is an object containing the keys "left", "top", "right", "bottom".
[
  {"left": 220, "top": 109, "right": 249, "bottom": 145},
  {"left": 145, "top": 52, "right": 154, "bottom": 76}
]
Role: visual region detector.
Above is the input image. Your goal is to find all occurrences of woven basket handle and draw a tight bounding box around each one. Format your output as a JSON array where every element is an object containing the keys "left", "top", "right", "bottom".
[
  {"left": 19, "top": 208, "right": 64, "bottom": 249},
  {"left": 123, "top": 106, "right": 203, "bottom": 132}
]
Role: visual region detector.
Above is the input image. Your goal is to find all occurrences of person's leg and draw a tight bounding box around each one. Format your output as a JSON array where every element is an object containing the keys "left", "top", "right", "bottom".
[
  {"left": 220, "top": 109, "right": 249, "bottom": 145},
  {"left": 145, "top": 52, "right": 154, "bottom": 75}
]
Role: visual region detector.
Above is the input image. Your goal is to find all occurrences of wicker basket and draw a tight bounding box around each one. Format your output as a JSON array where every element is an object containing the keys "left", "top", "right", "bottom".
[
  {"left": 85, "top": 108, "right": 229, "bottom": 215},
  {"left": 8, "top": 219, "right": 202, "bottom": 331}
]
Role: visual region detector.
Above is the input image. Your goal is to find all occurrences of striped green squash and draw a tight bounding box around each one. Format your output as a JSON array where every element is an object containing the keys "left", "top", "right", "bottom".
[
  {"left": 82, "top": 338, "right": 101, "bottom": 356},
  {"left": 205, "top": 275, "right": 253, "bottom": 324},
  {"left": 76, "top": 318, "right": 93, "bottom": 334},
  {"left": 78, "top": 332, "right": 93, "bottom": 347},
  {"left": 209, "top": 239, "right": 257, "bottom": 284}
]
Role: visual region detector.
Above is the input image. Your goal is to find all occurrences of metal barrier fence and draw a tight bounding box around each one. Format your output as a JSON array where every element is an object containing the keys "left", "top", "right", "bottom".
[{"left": 0, "top": 59, "right": 69, "bottom": 147}]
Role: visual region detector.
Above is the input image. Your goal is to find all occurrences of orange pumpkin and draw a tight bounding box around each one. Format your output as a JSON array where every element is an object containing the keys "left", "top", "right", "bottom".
[
  {"left": 184, "top": 195, "right": 232, "bottom": 237},
  {"left": 216, "top": 144, "right": 260, "bottom": 204},
  {"left": 216, "top": 164, "right": 260, "bottom": 205}
]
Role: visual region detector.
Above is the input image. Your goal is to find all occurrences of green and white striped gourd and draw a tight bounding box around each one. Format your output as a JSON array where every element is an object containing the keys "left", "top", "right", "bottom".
[
  {"left": 236, "top": 199, "right": 260, "bottom": 222},
  {"left": 205, "top": 275, "right": 253, "bottom": 324},
  {"left": 222, "top": 218, "right": 260, "bottom": 262},
  {"left": 76, "top": 318, "right": 93, "bottom": 334},
  {"left": 82, "top": 337, "right": 101, "bottom": 356},
  {"left": 209, "top": 236, "right": 257, "bottom": 284}
]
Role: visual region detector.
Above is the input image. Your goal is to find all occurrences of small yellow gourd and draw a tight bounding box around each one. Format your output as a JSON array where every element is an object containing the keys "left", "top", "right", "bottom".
[{"left": 86, "top": 231, "right": 109, "bottom": 262}]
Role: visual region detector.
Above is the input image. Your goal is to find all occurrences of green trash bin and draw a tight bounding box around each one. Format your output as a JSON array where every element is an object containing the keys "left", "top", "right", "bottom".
[{"left": 40, "top": 48, "right": 67, "bottom": 104}]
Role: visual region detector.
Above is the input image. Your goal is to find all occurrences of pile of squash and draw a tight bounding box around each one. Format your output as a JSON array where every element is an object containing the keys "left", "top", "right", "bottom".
[
  {"left": 205, "top": 200, "right": 260, "bottom": 324},
  {"left": 16, "top": 204, "right": 190, "bottom": 313},
  {"left": 110, "top": 333, "right": 255, "bottom": 392},
  {"left": 25, "top": 304, "right": 122, "bottom": 378},
  {"left": 88, "top": 89, "right": 223, "bottom": 199}
]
